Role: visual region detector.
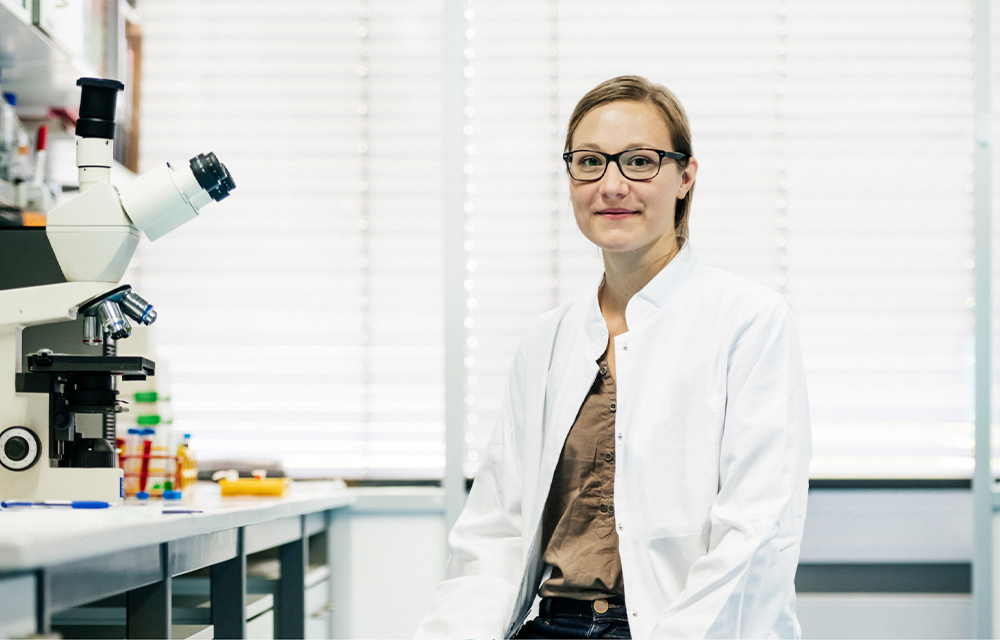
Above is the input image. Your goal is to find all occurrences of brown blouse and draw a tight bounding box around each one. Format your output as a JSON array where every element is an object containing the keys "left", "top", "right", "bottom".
[{"left": 537, "top": 352, "right": 624, "bottom": 599}]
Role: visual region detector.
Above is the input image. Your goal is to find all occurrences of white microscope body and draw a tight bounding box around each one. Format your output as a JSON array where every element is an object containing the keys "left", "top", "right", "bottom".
[{"left": 0, "top": 78, "right": 234, "bottom": 504}]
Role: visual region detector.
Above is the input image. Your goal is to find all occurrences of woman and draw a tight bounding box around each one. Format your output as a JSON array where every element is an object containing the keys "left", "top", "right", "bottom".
[{"left": 416, "top": 75, "right": 811, "bottom": 639}]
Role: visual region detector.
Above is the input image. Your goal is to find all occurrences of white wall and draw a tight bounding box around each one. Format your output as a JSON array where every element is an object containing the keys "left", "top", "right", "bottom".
[
  {"left": 333, "top": 488, "right": 448, "bottom": 639},
  {"left": 797, "top": 595, "right": 972, "bottom": 639}
]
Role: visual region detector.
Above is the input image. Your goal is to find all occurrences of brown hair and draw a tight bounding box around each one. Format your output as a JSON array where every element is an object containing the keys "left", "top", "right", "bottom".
[{"left": 565, "top": 75, "right": 695, "bottom": 239}]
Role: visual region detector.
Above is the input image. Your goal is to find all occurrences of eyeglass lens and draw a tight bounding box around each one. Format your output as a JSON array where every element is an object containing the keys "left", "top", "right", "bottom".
[{"left": 566, "top": 149, "right": 662, "bottom": 181}]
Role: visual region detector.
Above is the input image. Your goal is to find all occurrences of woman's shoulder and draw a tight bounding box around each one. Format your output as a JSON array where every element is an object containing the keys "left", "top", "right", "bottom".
[{"left": 687, "top": 257, "right": 790, "bottom": 319}]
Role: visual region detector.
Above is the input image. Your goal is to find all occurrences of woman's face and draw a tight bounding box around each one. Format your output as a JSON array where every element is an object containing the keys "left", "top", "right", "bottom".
[{"left": 568, "top": 100, "right": 697, "bottom": 260}]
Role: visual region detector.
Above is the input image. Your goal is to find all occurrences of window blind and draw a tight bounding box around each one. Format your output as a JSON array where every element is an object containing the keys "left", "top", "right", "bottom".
[
  {"left": 459, "top": 0, "right": 564, "bottom": 475},
  {"left": 136, "top": 0, "right": 445, "bottom": 478},
  {"left": 783, "top": 1, "right": 974, "bottom": 478},
  {"left": 135, "top": 0, "right": 980, "bottom": 480}
]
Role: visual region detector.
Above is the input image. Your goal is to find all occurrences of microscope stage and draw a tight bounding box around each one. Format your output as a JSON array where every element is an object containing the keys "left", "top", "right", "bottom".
[{"left": 27, "top": 354, "right": 155, "bottom": 377}]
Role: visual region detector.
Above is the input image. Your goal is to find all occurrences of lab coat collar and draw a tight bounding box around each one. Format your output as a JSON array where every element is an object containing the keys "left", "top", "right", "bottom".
[
  {"left": 584, "top": 287, "right": 610, "bottom": 361},
  {"left": 585, "top": 242, "right": 697, "bottom": 356},
  {"left": 627, "top": 241, "right": 696, "bottom": 325}
]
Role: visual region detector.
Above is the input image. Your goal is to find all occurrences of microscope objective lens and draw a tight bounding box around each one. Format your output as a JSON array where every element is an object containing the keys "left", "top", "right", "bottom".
[{"left": 97, "top": 300, "right": 131, "bottom": 340}]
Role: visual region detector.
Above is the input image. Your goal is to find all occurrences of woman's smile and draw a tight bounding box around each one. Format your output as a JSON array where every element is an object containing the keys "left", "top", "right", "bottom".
[{"left": 597, "top": 208, "right": 638, "bottom": 220}]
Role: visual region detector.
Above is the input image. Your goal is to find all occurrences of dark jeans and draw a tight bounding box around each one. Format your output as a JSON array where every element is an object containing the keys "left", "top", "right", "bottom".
[{"left": 514, "top": 596, "right": 631, "bottom": 639}]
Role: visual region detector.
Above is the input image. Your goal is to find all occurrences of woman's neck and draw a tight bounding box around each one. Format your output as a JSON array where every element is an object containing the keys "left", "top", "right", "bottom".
[{"left": 599, "top": 237, "right": 681, "bottom": 318}]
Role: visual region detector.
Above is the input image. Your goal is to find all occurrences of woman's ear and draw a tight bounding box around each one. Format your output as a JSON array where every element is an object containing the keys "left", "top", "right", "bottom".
[{"left": 678, "top": 157, "right": 698, "bottom": 199}]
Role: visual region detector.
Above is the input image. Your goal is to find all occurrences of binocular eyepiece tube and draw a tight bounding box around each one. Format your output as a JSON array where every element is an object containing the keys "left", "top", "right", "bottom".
[{"left": 73, "top": 77, "right": 237, "bottom": 222}]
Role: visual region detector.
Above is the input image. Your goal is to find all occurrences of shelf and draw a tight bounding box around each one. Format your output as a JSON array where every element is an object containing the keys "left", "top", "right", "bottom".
[{"left": 0, "top": 3, "right": 97, "bottom": 110}]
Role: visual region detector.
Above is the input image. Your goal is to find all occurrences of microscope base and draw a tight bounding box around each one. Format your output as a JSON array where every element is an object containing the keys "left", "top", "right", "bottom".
[{"left": 0, "top": 466, "right": 124, "bottom": 504}]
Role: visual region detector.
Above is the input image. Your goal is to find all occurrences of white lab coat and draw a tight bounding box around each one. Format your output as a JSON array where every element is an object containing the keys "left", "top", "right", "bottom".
[{"left": 416, "top": 244, "right": 811, "bottom": 639}]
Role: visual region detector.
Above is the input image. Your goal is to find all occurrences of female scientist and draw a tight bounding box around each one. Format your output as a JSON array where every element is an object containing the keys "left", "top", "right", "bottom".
[{"left": 416, "top": 75, "right": 811, "bottom": 639}]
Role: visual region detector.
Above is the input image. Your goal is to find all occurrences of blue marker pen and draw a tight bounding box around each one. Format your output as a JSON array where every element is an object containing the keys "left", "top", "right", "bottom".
[{"left": 1, "top": 500, "right": 111, "bottom": 509}]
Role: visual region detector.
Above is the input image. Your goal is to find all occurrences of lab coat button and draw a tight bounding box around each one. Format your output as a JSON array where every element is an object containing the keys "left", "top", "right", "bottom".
[
  {"left": 617, "top": 432, "right": 623, "bottom": 440},
  {"left": 617, "top": 523, "right": 624, "bottom": 531},
  {"left": 631, "top": 610, "right": 638, "bottom": 618},
  {"left": 621, "top": 344, "right": 629, "bottom": 351}
]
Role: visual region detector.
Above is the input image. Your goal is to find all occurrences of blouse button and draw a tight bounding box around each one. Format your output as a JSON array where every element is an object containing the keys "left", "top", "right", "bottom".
[
  {"left": 608, "top": 505, "right": 615, "bottom": 515},
  {"left": 609, "top": 401, "right": 616, "bottom": 413},
  {"left": 600, "top": 504, "right": 608, "bottom": 513},
  {"left": 599, "top": 365, "right": 608, "bottom": 376},
  {"left": 604, "top": 452, "right": 614, "bottom": 462}
]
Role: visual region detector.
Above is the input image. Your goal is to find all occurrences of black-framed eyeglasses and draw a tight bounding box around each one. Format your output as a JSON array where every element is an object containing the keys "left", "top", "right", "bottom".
[{"left": 562, "top": 148, "right": 689, "bottom": 182}]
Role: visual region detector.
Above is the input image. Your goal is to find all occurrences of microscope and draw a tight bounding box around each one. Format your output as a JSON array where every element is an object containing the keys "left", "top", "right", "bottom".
[{"left": 0, "top": 78, "right": 235, "bottom": 504}]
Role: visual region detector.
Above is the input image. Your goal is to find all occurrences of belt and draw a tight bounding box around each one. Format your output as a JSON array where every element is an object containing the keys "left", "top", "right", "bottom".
[{"left": 543, "top": 595, "right": 626, "bottom": 617}]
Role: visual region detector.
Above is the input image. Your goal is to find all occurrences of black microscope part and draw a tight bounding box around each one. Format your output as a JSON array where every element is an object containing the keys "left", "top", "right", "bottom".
[
  {"left": 4, "top": 436, "right": 28, "bottom": 462},
  {"left": 69, "top": 437, "right": 117, "bottom": 469},
  {"left": 65, "top": 374, "right": 119, "bottom": 411},
  {"left": 190, "top": 152, "right": 236, "bottom": 201},
  {"left": 26, "top": 353, "right": 155, "bottom": 377},
  {"left": 17, "top": 354, "right": 155, "bottom": 461},
  {"left": 75, "top": 77, "right": 124, "bottom": 140}
]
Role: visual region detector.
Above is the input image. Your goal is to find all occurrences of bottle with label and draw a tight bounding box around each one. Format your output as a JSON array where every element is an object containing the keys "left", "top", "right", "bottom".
[
  {"left": 176, "top": 433, "right": 196, "bottom": 490},
  {"left": 13, "top": 129, "right": 28, "bottom": 182},
  {"left": 0, "top": 91, "right": 16, "bottom": 182}
]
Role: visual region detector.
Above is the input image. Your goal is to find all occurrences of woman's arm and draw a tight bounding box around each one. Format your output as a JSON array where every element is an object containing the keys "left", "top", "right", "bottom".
[
  {"left": 650, "top": 298, "right": 811, "bottom": 638},
  {"left": 415, "top": 347, "right": 528, "bottom": 639}
]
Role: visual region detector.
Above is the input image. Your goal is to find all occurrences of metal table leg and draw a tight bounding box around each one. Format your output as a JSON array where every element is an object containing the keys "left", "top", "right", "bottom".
[
  {"left": 275, "top": 519, "right": 306, "bottom": 639},
  {"left": 126, "top": 546, "right": 172, "bottom": 639},
  {"left": 211, "top": 528, "right": 247, "bottom": 639}
]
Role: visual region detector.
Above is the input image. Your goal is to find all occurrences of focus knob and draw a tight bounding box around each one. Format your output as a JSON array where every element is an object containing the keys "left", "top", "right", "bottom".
[{"left": 0, "top": 426, "right": 42, "bottom": 471}]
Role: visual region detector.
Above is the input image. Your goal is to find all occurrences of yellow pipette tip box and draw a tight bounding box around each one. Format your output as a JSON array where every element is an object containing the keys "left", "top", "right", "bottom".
[{"left": 218, "top": 477, "right": 291, "bottom": 497}]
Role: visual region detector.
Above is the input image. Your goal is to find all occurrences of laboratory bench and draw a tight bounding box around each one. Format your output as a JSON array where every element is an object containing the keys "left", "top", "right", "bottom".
[{"left": 0, "top": 480, "right": 353, "bottom": 639}]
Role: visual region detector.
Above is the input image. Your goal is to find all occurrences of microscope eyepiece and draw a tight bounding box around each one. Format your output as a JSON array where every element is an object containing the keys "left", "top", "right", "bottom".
[
  {"left": 190, "top": 152, "right": 236, "bottom": 202},
  {"left": 75, "top": 78, "right": 124, "bottom": 140}
]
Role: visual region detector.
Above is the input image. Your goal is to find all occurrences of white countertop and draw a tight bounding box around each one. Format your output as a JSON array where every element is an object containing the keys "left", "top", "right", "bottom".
[{"left": 0, "top": 480, "right": 353, "bottom": 570}]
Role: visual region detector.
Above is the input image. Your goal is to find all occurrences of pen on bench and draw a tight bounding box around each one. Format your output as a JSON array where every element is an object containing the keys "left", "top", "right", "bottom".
[{"left": 0, "top": 500, "right": 111, "bottom": 509}]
